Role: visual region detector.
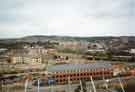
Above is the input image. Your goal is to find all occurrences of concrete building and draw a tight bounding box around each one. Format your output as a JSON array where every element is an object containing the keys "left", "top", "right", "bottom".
[
  {"left": 88, "top": 43, "right": 104, "bottom": 49},
  {"left": 27, "top": 47, "right": 48, "bottom": 56},
  {"left": 8, "top": 46, "right": 58, "bottom": 64},
  {"left": 60, "top": 41, "right": 88, "bottom": 50},
  {"left": 8, "top": 48, "right": 45, "bottom": 64},
  {"left": 130, "top": 49, "right": 135, "bottom": 54},
  {"left": 87, "top": 49, "right": 106, "bottom": 54},
  {"left": 10, "top": 55, "right": 42, "bottom": 64}
]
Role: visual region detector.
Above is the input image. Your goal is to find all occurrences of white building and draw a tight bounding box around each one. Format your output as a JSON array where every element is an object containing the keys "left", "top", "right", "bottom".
[
  {"left": 9, "top": 48, "right": 45, "bottom": 64},
  {"left": 130, "top": 49, "right": 135, "bottom": 54},
  {"left": 10, "top": 55, "right": 42, "bottom": 64}
]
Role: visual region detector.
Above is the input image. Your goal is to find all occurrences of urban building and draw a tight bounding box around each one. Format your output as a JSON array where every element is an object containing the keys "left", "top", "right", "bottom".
[
  {"left": 48, "top": 63, "right": 113, "bottom": 84},
  {"left": 8, "top": 47, "right": 57, "bottom": 64},
  {"left": 8, "top": 48, "right": 44, "bottom": 64},
  {"left": 130, "top": 49, "right": 135, "bottom": 54},
  {"left": 88, "top": 43, "right": 104, "bottom": 49},
  {"left": 10, "top": 55, "right": 42, "bottom": 64},
  {"left": 60, "top": 41, "right": 88, "bottom": 50}
]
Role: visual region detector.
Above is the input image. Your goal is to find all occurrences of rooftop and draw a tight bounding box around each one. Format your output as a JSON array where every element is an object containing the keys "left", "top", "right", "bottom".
[{"left": 47, "top": 62, "right": 112, "bottom": 73}]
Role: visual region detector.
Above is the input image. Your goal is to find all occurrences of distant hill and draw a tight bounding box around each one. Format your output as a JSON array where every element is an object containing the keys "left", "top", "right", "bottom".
[
  {"left": 0, "top": 35, "right": 135, "bottom": 43},
  {"left": 0, "top": 35, "right": 135, "bottom": 50}
]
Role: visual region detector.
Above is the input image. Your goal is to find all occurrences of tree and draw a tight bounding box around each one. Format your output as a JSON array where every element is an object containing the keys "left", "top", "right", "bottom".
[
  {"left": 0, "top": 74, "right": 3, "bottom": 92},
  {"left": 106, "top": 51, "right": 112, "bottom": 60}
]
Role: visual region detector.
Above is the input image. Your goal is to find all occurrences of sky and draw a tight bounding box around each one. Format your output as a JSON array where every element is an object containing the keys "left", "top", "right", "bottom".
[{"left": 0, "top": 0, "right": 135, "bottom": 38}]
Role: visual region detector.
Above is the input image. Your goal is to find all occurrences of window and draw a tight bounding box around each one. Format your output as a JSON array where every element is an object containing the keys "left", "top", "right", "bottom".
[
  {"left": 56, "top": 75, "right": 58, "bottom": 77},
  {"left": 63, "top": 75, "right": 66, "bottom": 77},
  {"left": 80, "top": 73, "right": 83, "bottom": 76}
]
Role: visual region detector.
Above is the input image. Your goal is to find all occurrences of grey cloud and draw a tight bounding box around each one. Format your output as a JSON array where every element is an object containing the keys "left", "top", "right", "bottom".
[
  {"left": 0, "top": 0, "right": 134, "bottom": 38},
  {"left": 79, "top": 0, "right": 135, "bottom": 17},
  {"left": 0, "top": 0, "right": 24, "bottom": 11}
]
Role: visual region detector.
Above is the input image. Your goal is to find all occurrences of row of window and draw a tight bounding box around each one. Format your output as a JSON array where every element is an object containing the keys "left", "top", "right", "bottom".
[
  {"left": 56, "top": 75, "right": 112, "bottom": 83},
  {"left": 54, "top": 68, "right": 112, "bottom": 74},
  {"left": 54, "top": 71, "right": 112, "bottom": 78}
]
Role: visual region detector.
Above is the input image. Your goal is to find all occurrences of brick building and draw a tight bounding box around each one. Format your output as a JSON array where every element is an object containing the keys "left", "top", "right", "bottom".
[{"left": 48, "top": 63, "right": 113, "bottom": 84}]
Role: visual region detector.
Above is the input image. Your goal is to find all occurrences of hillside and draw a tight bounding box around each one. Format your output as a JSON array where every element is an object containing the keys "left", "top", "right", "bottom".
[{"left": 0, "top": 35, "right": 135, "bottom": 43}]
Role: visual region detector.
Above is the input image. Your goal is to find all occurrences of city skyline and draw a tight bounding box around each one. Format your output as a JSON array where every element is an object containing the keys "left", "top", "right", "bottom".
[{"left": 0, "top": 0, "right": 135, "bottom": 38}]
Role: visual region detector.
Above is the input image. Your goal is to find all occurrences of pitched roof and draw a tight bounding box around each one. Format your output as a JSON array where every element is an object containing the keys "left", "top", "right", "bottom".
[{"left": 48, "top": 62, "right": 112, "bottom": 72}]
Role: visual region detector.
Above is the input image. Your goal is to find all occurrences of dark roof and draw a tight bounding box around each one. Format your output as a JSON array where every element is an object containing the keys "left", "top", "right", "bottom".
[{"left": 48, "top": 62, "right": 112, "bottom": 72}]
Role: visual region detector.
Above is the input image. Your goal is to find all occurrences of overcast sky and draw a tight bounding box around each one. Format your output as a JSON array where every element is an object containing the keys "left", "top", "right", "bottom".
[{"left": 0, "top": 0, "right": 135, "bottom": 38}]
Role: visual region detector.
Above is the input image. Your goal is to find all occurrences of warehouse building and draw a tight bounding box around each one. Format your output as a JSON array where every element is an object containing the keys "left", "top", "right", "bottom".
[{"left": 48, "top": 62, "right": 113, "bottom": 84}]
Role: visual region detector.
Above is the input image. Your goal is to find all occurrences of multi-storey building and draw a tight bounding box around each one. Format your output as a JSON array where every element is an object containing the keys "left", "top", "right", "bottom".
[
  {"left": 48, "top": 62, "right": 113, "bottom": 84},
  {"left": 8, "top": 46, "right": 58, "bottom": 64},
  {"left": 10, "top": 55, "right": 42, "bottom": 64},
  {"left": 8, "top": 48, "right": 46, "bottom": 64}
]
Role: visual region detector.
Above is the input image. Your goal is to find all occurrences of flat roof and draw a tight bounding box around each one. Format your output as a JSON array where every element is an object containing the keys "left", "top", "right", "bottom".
[{"left": 48, "top": 62, "right": 112, "bottom": 72}]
